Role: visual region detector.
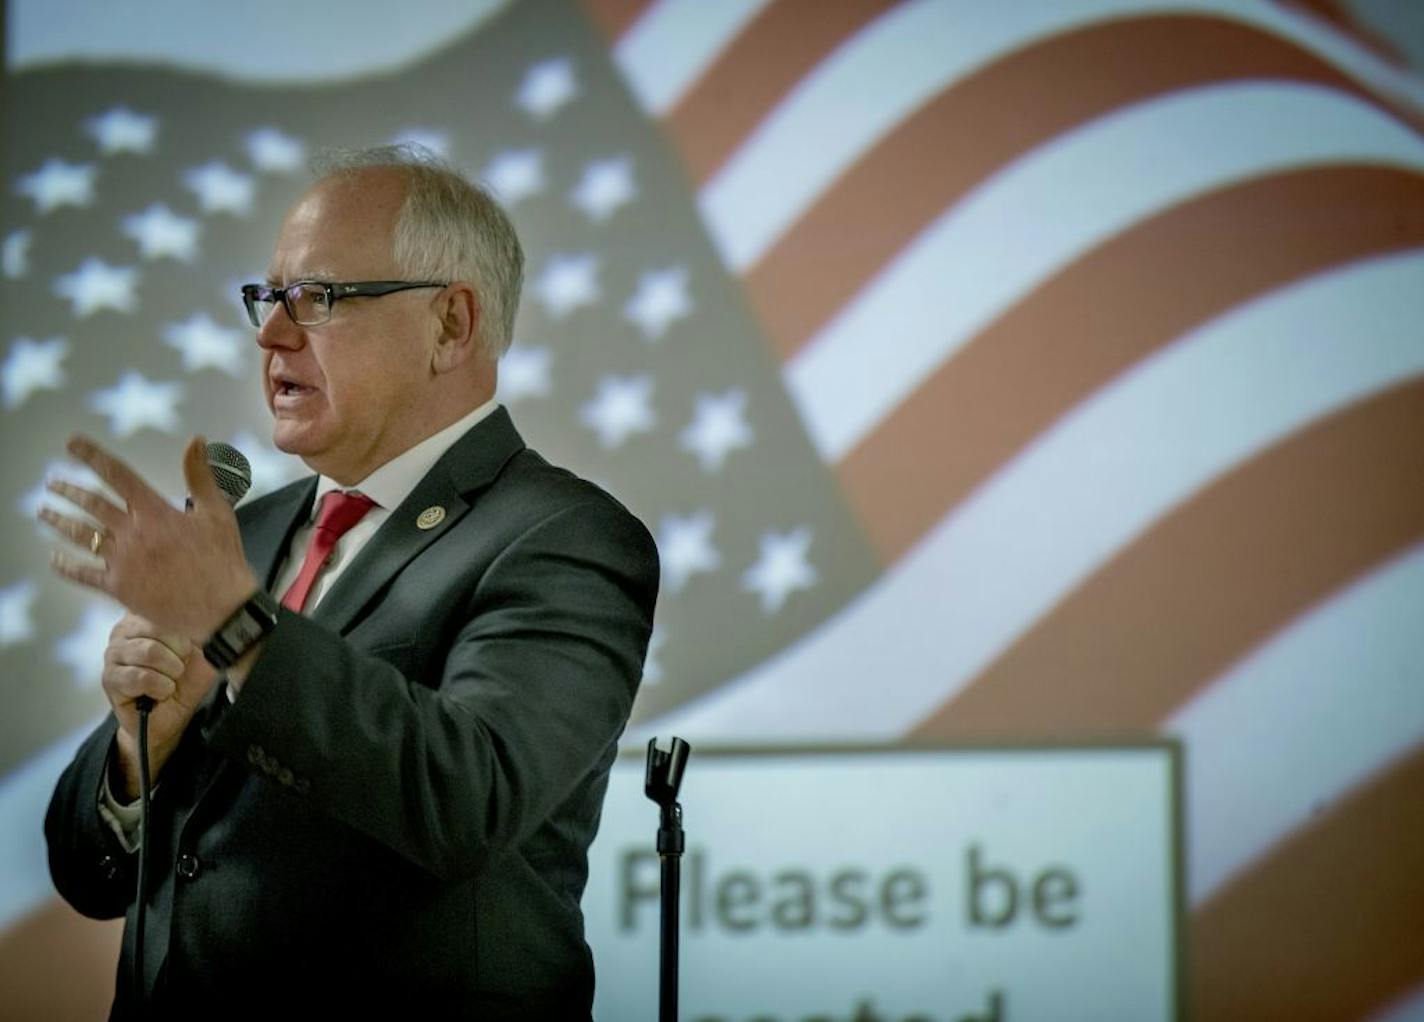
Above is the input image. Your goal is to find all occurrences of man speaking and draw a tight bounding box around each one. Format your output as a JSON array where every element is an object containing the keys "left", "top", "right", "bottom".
[{"left": 40, "top": 145, "right": 659, "bottom": 1019}]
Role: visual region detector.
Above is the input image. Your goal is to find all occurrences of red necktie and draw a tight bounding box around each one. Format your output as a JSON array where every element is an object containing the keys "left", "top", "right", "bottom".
[{"left": 280, "top": 490, "right": 377, "bottom": 612}]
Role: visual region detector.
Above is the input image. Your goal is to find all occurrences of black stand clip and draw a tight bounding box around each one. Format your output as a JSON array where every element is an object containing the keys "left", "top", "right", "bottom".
[{"left": 645, "top": 736, "right": 690, "bottom": 1022}]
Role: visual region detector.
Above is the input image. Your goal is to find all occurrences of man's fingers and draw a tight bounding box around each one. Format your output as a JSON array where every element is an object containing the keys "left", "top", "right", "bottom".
[
  {"left": 107, "top": 635, "right": 187, "bottom": 679},
  {"left": 37, "top": 506, "right": 108, "bottom": 553},
  {"left": 152, "top": 633, "right": 193, "bottom": 664},
  {"left": 66, "top": 434, "right": 160, "bottom": 511},
  {"left": 103, "top": 663, "right": 178, "bottom": 704},
  {"left": 110, "top": 615, "right": 194, "bottom": 659},
  {"left": 42, "top": 479, "right": 126, "bottom": 529},
  {"left": 49, "top": 548, "right": 108, "bottom": 592},
  {"left": 181, "top": 435, "right": 224, "bottom": 508},
  {"left": 110, "top": 613, "right": 159, "bottom": 641}
]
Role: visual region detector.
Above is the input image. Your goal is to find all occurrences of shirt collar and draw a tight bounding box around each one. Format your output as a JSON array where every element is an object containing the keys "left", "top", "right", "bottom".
[{"left": 308, "top": 397, "right": 500, "bottom": 520}]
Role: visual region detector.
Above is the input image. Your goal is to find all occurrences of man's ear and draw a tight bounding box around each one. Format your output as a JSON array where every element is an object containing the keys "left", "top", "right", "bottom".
[{"left": 431, "top": 283, "right": 482, "bottom": 373}]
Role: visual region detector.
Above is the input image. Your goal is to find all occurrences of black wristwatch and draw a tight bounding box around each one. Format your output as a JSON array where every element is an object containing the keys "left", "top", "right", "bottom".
[{"left": 202, "top": 589, "right": 281, "bottom": 670}]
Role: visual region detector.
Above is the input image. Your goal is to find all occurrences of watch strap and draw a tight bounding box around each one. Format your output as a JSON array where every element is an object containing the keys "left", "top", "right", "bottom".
[{"left": 202, "top": 589, "right": 281, "bottom": 670}]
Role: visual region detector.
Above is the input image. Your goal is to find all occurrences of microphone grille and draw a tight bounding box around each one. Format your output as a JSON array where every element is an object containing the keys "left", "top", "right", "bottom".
[{"left": 206, "top": 441, "right": 252, "bottom": 506}]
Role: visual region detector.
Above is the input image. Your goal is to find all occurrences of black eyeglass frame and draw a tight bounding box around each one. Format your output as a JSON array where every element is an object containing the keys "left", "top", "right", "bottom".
[{"left": 240, "top": 280, "right": 449, "bottom": 328}]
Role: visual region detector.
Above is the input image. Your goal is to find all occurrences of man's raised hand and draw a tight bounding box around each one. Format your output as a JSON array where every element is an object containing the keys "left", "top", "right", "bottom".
[{"left": 39, "top": 434, "right": 258, "bottom": 643}]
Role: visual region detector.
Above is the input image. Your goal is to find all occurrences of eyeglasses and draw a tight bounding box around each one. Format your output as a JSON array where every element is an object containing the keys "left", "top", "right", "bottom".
[{"left": 240, "top": 280, "right": 448, "bottom": 328}]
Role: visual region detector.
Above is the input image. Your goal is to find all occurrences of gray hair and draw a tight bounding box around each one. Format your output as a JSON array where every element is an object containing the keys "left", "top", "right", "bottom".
[{"left": 311, "top": 143, "right": 523, "bottom": 359}]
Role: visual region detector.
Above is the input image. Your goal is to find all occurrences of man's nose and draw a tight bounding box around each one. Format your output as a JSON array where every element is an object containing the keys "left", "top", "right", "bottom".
[{"left": 255, "top": 302, "right": 303, "bottom": 350}]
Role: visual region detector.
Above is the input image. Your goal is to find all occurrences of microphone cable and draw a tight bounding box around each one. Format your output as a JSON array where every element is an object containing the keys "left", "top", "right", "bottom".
[
  {"left": 123, "top": 442, "right": 250, "bottom": 1011},
  {"left": 133, "top": 694, "right": 155, "bottom": 1012}
]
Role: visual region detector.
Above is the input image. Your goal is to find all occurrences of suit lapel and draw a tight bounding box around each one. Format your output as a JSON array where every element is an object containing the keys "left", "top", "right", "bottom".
[{"left": 312, "top": 406, "right": 526, "bottom": 636}]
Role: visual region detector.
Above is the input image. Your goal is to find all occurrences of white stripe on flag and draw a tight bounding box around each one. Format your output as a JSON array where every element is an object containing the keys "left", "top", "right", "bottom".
[
  {"left": 614, "top": 0, "right": 771, "bottom": 116},
  {"left": 1168, "top": 540, "right": 1424, "bottom": 904},
  {"left": 692, "top": 0, "right": 1424, "bottom": 275},
  {"left": 639, "top": 250, "right": 1424, "bottom": 740},
  {"left": 786, "top": 80, "right": 1424, "bottom": 461}
]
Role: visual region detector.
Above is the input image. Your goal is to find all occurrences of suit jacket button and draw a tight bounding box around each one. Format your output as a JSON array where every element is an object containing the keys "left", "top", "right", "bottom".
[
  {"left": 176, "top": 853, "right": 202, "bottom": 881},
  {"left": 98, "top": 855, "right": 120, "bottom": 882}
]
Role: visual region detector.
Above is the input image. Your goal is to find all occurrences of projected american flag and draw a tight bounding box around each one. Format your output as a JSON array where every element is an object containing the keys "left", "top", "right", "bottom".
[{"left": 2, "top": 0, "right": 1422, "bottom": 1018}]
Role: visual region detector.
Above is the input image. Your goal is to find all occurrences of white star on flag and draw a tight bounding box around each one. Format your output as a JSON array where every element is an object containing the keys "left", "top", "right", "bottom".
[
  {"left": 533, "top": 253, "right": 600, "bottom": 318},
  {"left": 229, "top": 430, "right": 303, "bottom": 499},
  {"left": 183, "top": 161, "right": 256, "bottom": 215},
  {"left": 16, "top": 158, "right": 97, "bottom": 214},
  {"left": 3, "top": 230, "right": 31, "bottom": 278},
  {"left": 122, "top": 203, "right": 200, "bottom": 261},
  {"left": 53, "top": 257, "right": 140, "bottom": 316},
  {"left": 87, "top": 107, "right": 158, "bottom": 154},
  {"left": 0, "top": 581, "right": 38, "bottom": 646},
  {"left": 624, "top": 266, "right": 692, "bottom": 341},
  {"left": 569, "top": 156, "right": 636, "bottom": 221},
  {"left": 743, "top": 526, "right": 818, "bottom": 614},
  {"left": 246, "top": 127, "right": 305, "bottom": 172},
  {"left": 581, "top": 374, "right": 655, "bottom": 449},
  {"left": 89, "top": 371, "right": 183, "bottom": 436},
  {"left": 2, "top": 337, "right": 69, "bottom": 409},
  {"left": 681, "top": 388, "right": 754, "bottom": 472},
  {"left": 390, "top": 127, "right": 451, "bottom": 157},
  {"left": 55, "top": 602, "right": 124, "bottom": 687},
  {"left": 483, "top": 149, "right": 545, "bottom": 205},
  {"left": 516, "top": 57, "right": 578, "bottom": 119},
  {"left": 497, "top": 346, "right": 552, "bottom": 404},
  {"left": 164, "top": 312, "right": 244, "bottom": 374},
  {"left": 658, "top": 511, "right": 721, "bottom": 593}
]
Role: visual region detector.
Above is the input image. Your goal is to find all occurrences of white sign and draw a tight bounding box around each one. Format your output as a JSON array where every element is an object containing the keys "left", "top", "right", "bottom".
[{"left": 586, "top": 744, "right": 1180, "bottom": 1022}]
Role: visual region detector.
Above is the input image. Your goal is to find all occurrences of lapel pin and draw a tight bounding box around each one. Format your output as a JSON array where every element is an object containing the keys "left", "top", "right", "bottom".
[{"left": 416, "top": 505, "right": 446, "bottom": 530}]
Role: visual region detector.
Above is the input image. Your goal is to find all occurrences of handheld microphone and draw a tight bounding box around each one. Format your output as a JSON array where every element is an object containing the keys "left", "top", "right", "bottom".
[{"left": 203, "top": 440, "right": 254, "bottom": 506}]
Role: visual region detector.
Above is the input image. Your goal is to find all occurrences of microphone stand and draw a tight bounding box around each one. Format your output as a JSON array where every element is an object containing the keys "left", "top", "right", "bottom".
[{"left": 645, "top": 737, "right": 690, "bottom": 1022}]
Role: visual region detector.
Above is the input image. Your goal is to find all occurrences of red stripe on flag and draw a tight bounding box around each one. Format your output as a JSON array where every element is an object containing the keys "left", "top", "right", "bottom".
[
  {"left": 838, "top": 165, "right": 1424, "bottom": 564},
  {"left": 0, "top": 898, "right": 120, "bottom": 1020},
  {"left": 665, "top": 0, "right": 898, "bottom": 186},
  {"left": 910, "top": 375, "right": 1424, "bottom": 740},
  {"left": 740, "top": 14, "right": 1419, "bottom": 366},
  {"left": 1191, "top": 743, "right": 1424, "bottom": 1021}
]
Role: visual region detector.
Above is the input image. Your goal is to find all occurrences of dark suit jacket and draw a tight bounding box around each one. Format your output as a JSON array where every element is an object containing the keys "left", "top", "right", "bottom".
[{"left": 45, "top": 408, "right": 659, "bottom": 1020}]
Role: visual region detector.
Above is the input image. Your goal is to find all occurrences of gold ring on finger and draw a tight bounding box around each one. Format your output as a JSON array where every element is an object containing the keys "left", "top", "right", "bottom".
[{"left": 89, "top": 528, "right": 105, "bottom": 555}]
